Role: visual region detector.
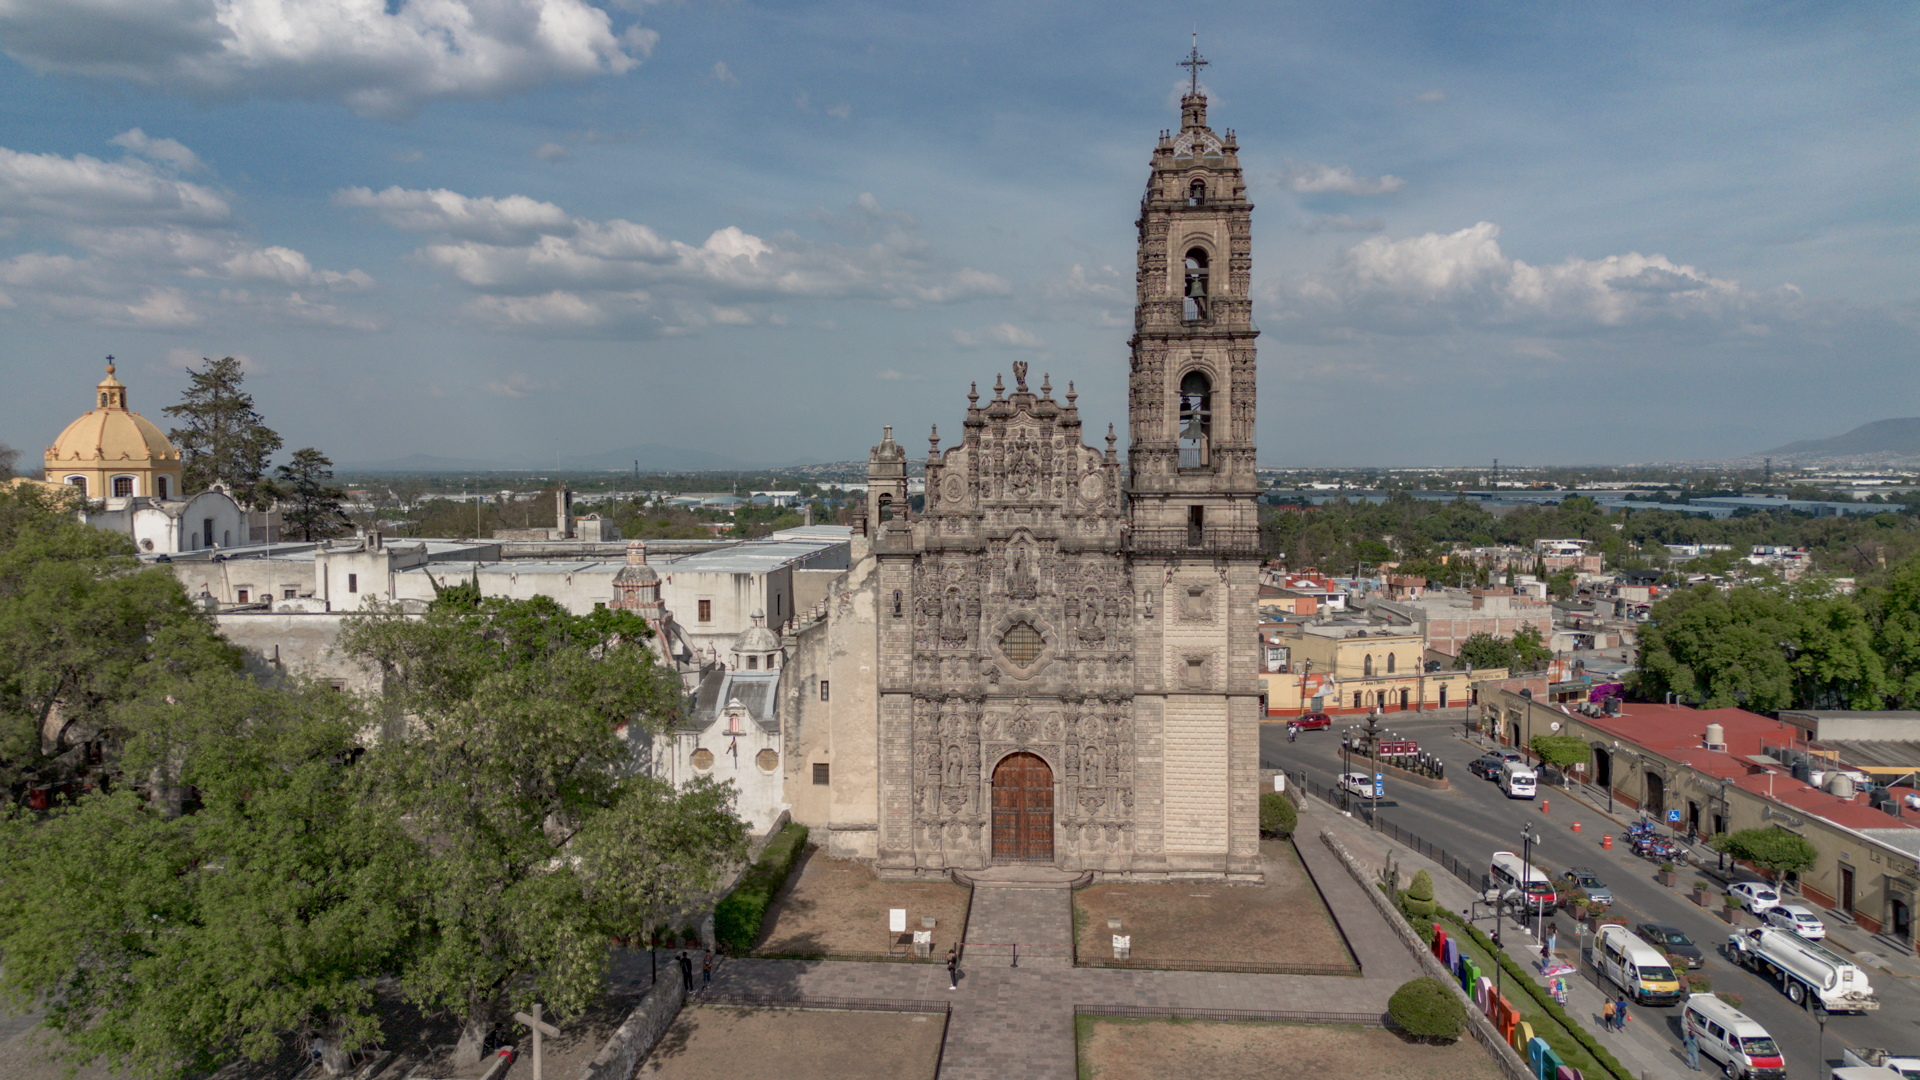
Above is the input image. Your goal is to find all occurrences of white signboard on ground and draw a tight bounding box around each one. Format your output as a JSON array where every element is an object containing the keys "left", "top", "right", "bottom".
[{"left": 889, "top": 908, "right": 906, "bottom": 933}]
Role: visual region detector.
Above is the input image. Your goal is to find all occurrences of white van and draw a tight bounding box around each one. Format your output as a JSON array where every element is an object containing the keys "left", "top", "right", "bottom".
[
  {"left": 1500, "top": 759, "right": 1538, "bottom": 799},
  {"left": 1595, "top": 924, "right": 1683, "bottom": 1005},
  {"left": 1682, "top": 994, "right": 1786, "bottom": 1080},
  {"left": 1489, "top": 851, "right": 1557, "bottom": 913}
]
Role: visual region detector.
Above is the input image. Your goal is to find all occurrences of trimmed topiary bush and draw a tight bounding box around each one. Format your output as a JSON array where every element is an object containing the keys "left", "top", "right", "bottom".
[
  {"left": 1405, "top": 869, "right": 1435, "bottom": 918},
  {"left": 1259, "top": 792, "right": 1297, "bottom": 837},
  {"left": 1388, "top": 977, "right": 1468, "bottom": 1044},
  {"left": 713, "top": 822, "right": 810, "bottom": 952}
]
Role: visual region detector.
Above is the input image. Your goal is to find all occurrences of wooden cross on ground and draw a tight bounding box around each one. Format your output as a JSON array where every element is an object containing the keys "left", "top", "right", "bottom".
[{"left": 513, "top": 1003, "right": 562, "bottom": 1080}]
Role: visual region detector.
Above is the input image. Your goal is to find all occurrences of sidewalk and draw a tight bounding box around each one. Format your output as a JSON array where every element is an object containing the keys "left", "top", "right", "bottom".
[{"left": 1313, "top": 797, "right": 1692, "bottom": 1079}]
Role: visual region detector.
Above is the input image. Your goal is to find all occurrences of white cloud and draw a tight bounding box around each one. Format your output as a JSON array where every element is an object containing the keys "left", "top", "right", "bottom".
[
  {"left": 0, "top": 145, "right": 229, "bottom": 226},
  {"left": 481, "top": 370, "right": 557, "bottom": 397},
  {"left": 0, "top": 136, "right": 374, "bottom": 332},
  {"left": 1276, "top": 162, "right": 1405, "bottom": 196},
  {"left": 1414, "top": 89, "right": 1446, "bottom": 103},
  {"left": 107, "top": 128, "right": 204, "bottom": 172},
  {"left": 0, "top": 0, "right": 656, "bottom": 120},
  {"left": 1265, "top": 221, "right": 1801, "bottom": 336},
  {"left": 344, "top": 184, "right": 1009, "bottom": 336},
  {"left": 334, "top": 186, "right": 576, "bottom": 244},
  {"left": 533, "top": 142, "right": 572, "bottom": 162},
  {"left": 391, "top": 148, "right": 425, "bottom": 163},
  {"left": 827, "top": 101, "right": 850, "bottom": 120},
  {"left": 710, "top": 60, "right": 736, "bottom": 85},
  {"left": 952, "top": 322, "right": 1042, "bottom": 349}
]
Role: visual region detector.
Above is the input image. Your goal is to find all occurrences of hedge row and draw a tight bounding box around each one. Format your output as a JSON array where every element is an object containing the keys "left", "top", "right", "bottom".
[
  {"left": 714, "top": 822, "right": 810, "bottom": 952},
  {"left": 1437, "top": 910, "right": 1634, "bottom": 1080}
]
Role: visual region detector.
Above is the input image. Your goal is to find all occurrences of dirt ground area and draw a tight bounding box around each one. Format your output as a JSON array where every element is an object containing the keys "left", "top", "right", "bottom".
[
  {"left": 753, "top": 846, "right": 970, "bottom": 958},
  {"left": 638, "top": 1006, "right": 944, "bottom": 1080},
  {"left": 1078, "top": 1017, "right": 1502, "bottom": 1080},
  {"left": 1073, "top": 839, "right": 1354, "bottom": 971}
]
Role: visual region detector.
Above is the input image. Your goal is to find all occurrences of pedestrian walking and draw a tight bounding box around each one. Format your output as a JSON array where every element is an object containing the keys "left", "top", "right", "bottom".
[
  {"left": 678, "top": 951, "right": 694, "bottom": 992},
  {"left": 1684, "top": 1025, "right": 1700, "bottom": 1071},
  {"left": 946, "top": 945, "right": 959, "bottom": 990},
  {"left": 1614, "top": 997, "right": 1629, "bottom": 1032},
  {"left": 701, "top": 949, "right": 712, "bottom": 989},
  {"left": 1546, "top": 927, "right": 1557, "bottom": 958},
  {"left": 1602, "top": 1000, "right": 1615, "bottom": 1030}
]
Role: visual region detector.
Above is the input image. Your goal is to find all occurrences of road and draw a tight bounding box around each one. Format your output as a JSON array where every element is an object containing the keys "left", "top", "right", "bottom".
[{"left": 1262, "top": 712, "right": 1920, "bottom": 1078}]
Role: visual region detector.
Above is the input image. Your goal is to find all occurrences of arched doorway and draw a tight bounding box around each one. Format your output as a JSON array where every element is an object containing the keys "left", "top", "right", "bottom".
[
  {"left": 1594, "top": 748, "right": 1613, "bottom": 790},
  {"left": 1645, "top": 771, "right": 1666, "bottom": 819},
  {"left": 992, "top": 752, "right": 1054, "bottom": 862}
]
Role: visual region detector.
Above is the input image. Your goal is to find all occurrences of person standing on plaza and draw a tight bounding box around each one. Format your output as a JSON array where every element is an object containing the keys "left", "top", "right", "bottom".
[
  {"left": 1602, "top": 1000, "right": 1615, "bottom": 1031},
  {"left": 1684, "top": 1025, "right": 1700, "bottom": 1070},
  {"left": 1614, "top": 996, "right": 1629, "bottom": 1032},
  {"left": 678, "top": 951, "right": 694, "bottom": 993},
  {"left": 701, "top": 949, "right": 713, "bottom": 990},
  {"left": 946, "top": 945, "right": 959, "bottom": 990}
]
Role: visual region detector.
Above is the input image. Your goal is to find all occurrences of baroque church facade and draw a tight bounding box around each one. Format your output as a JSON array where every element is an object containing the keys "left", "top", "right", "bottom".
[{"left": 783, "top": 79, "right": 1264, "bottom": 880}]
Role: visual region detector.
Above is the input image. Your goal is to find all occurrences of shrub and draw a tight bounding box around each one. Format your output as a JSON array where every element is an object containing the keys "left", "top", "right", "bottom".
[
  {"left": 1715, "top": 991, "right": 1743, "bottom": 1009},
  {"left": 1660, "top": 861, "right": 1676, "bottom": 874},
  {"left": 1694, "top": 880, "right": 1710, "bottom": 892},
  {"left": 1438, "top": 910, "right": 1634, "bottom": 1080},
  {"left": 1388, "top": 977, "right": 1468, "bottom": 1044},
  {"left": 1410, "top": 917, "right": 1436, "bottom": 946},
  {"left": 1259, "top": 792, "right": 1297, "bottom": 838},
  {"left": 1405, "top": 869, "right": 1435, "bottom": 918},
  {"left": 713, "top": 822, "right": 810, "bottom": 952},
  {"left": 1687, "top": 972, "right": 1712, "bottom": 993}
]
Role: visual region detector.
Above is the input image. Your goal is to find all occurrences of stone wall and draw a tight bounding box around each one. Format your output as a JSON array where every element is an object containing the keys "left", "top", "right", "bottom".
[{"left": 577, "top": 976, "right": 686, "bottom": 1080}]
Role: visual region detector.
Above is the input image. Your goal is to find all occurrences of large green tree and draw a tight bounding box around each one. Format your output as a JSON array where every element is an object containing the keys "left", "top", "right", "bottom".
[
  {"left": 338, "top": 594, "right": 745, "bottom": 1065},
  {"left": 0, "top": 484, "right": 237, "bottom": 793},
  {"left": 164, "top": 357, "right": 283, "bottom": 509},
  {"left": 0, "top": 672, "right": 410, "bottom": 1079},
  {"left": 1453, "top": 624, "right": 1550, "bottom": 672},
  {"left": 1712, "top": 827, "right": 1818, "bottom": 884},
  {"left": 275, "top": 447, "right": 350, "bottom": 542},
  {"left": 1636, "top": 583, "right": 1887, "bottom": 711}
]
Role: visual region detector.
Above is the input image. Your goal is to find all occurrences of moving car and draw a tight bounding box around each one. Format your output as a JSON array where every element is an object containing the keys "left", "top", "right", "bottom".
[
  {"left": 1293, "top": 712, "right": 1332, "bottom": 731},
  {"left": 1766, "top": 903, "right": 1827, "bottom": 940},
  {"left": 1499, "top": 759, "right": 1538, "bottom": 799},
  {"left": 1635, "top": 923, "right": 1704, "bottom": 968},
  {"left": 1683, "top": 994, "right": 1786, "bottom": 1080},
  {"left": 1561, "top": 868, "right": 1613, "bottom": 907},
  {"left": 1596, "top": 923, "right": 1684, "bottom": 1005},
  {"left": 1729, "top": 882, "right": 1783, "bottom": 915},
  {"left": 1339, "top": 771, "right": 1379, "bottom": 798}
]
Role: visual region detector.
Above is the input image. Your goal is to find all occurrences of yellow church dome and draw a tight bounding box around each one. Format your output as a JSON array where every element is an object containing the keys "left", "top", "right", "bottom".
[{"left": 44, "top": 361, "right": 183, "bottom": 501}]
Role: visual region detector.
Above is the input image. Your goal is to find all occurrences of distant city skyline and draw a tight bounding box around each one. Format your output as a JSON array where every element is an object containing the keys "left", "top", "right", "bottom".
[{"left": 2, "top": 2, "right": 1914, "bottom": 469}]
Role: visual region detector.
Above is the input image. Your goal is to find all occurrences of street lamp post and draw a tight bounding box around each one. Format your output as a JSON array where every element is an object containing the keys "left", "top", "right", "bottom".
[
  {"left": 1367, "top": 709, "right": 1382, "bottom": 828},
  {"left": 1608, "top": 741, "right": 1618, "bottom": 815},
  {"left": 1815, "top": 1001, "right": 1828, "bottom": 1074},
  {"left": 1521, "top": 821, "right": 1542, "bottom": 941}
]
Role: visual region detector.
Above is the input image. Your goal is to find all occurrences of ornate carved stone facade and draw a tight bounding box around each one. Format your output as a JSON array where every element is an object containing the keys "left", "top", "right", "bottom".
[{"left": 785, "top": 64, "right": 1261, "bottom": 882}]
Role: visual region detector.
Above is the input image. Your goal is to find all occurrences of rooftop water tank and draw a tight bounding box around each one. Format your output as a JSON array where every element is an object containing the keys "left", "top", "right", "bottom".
[
  {"left": 1704, "top": 722, "right": 1726, "bottom": 750},
  {"left": 1827, "top": 773, "right": 1857, "bottom": 799}
]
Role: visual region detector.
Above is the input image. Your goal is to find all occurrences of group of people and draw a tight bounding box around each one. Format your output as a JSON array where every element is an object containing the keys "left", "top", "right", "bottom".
[
  {"left": 676, "top": 949, "right": 714, "bottom": 993},
  {"left": 1600, "top": 996, "right": 1630, "bottom": 1032}
]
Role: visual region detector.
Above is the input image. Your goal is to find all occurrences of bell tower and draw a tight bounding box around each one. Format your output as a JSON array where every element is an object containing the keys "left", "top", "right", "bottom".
[{"left": 1126, "top": 42, "right": 1263, "bottom": 880}]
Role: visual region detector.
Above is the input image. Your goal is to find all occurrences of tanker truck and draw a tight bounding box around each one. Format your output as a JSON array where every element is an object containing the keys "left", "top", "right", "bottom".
[{"left": 1726, "top": 926, "right": 1878, "bottom": 1013}]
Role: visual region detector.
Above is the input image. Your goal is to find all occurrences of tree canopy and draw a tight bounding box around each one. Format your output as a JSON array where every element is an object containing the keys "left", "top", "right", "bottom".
[
  {"left": 1711, "top": 827, "right": 1818, "bottom": 883},
  {"left": 1455, "top": 624, "right": 1551, "bottom": 672},
  {"left": 275, "top": 447, "right": 350, "bottom": 542},
  {"left": 164, "top": 357, "right": 283, "bottom": 510}
]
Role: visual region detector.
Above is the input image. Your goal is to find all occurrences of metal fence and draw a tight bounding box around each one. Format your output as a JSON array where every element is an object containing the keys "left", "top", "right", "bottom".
[
  {"left": 1289, "top": 769, "right": 1481, "bottom": 892},
  {"left": 1079, "top": 956, "right": 1358, "bottom": 977},
  {"left": 696, "top": 993, "right": 953, "bottom": 1015}
]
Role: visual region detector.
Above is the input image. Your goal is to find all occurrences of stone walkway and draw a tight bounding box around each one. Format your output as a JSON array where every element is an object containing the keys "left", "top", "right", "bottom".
[{"left": 701, "top": 832, "right": 1421, "bottom": 1080}]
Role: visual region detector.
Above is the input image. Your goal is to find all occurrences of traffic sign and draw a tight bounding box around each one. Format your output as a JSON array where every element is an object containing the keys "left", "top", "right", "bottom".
[
  {"left": 1374, "top": 772, "right": 1385, "bottom": 798},
  {"left": 1666, "top": 809, "right": 1682, "bottom": 824}
]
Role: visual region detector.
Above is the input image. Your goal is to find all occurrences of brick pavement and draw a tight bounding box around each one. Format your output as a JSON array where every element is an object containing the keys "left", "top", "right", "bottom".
[{"left": 701, "top": 842, "right": 1421, "bottom": 1080}]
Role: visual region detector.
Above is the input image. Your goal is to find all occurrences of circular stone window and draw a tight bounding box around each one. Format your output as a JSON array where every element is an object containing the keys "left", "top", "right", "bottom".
[
  {"left": 691, "top": 748, "right": 714, "bottom": 772},
  {"left": 756, "top": 749, "right": 779, "bottom": 773}
]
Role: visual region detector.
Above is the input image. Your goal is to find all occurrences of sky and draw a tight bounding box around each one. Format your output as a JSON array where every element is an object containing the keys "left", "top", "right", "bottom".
[{"left": 1, "top": 1, "right": 1914, "bottom": 470}]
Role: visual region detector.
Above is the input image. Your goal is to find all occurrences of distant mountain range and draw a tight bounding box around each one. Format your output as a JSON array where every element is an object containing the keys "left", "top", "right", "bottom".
[
  {"left": 341, "top": 443, "right": 822, "bottom": 473},
  {"left": 1761, "top": 418, "right": 1920, "bottom": 462}
]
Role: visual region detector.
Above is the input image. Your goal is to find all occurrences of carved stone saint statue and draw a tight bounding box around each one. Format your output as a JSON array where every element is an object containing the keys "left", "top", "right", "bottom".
[{"left": 1007, "top": 543, "right": 1037, "bottom": 599}]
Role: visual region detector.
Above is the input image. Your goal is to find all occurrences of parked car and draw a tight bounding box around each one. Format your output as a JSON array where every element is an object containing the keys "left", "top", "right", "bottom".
[
  {"left": 1469, "top": 756, "right": 1508, "bottom": 780},
  {"left": 1561, "top": 868, "right": 1613, "bottom": 907},
  {"left": 1728, "top": 882, "right": 1783, "bottom": 915},
  {"left": 1293, "top": 712, "right": 1333, "bottom": 731},
  {"left": 1635, "top": 923, "right": 1705, "bottom": 968},
  {"left": 1339, "top": 771, "right": 1379, "bottom": 798},
  {"left": 1765, "top": 903, "right": 1826, "bottom": 940}
]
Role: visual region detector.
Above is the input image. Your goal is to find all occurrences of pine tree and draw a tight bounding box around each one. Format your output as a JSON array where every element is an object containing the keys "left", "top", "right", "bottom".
[
  {"left": 275, "top": 448, "right": 350, "bottom": 541},
  {"left": 164, "top": 357, "right": 283, "bottom": 509}
]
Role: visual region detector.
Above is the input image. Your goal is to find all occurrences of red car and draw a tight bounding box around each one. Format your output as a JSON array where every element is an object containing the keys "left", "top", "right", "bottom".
[{"left": 1291, "top": 713, "right": 1332, "bottom": 731}]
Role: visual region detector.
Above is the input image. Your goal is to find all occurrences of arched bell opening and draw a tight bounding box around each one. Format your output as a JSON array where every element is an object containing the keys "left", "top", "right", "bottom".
[
  {"left": 1178, "top": 370, "right": 1211, "bottom": 469},
  {"left": 1182, "top": 247, "right": 1211, "bottom": 322}
]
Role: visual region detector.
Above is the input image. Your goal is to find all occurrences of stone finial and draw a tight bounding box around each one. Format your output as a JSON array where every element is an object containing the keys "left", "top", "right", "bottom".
[
  {"left": 993, "top": 373, "right": 1005, "bottom": 398},
  {"left": 968, "top": 382, "right": 979, "bottom": 408},
  {"left": 1107, "top": 423, "right": 1117, "bottom": 449},
  {"left": 928, "top": 425, "right": 939, "bottom": 456},
  {"left": 1067, "top": 381, "right": 1077, "bottom": 406},
  {"left": 1040, "top": 373, "right": 1052, "bottom": 398}
]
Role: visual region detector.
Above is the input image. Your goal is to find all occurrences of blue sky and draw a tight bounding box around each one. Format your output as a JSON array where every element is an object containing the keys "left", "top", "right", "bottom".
[{"left": 1, "top": 1, "right": 1913, "bottom": 469}]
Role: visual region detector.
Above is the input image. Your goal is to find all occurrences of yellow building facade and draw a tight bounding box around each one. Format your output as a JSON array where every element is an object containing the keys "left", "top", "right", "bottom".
[
  {"left": 1259, "top": 624, "right": 1496, "bottom": 717},
  {"left": 44, "top": 362, "right": 183, "bottom": 502}
]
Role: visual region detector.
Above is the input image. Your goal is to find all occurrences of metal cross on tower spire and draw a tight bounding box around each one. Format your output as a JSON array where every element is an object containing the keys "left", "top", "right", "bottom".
[{"left": 1180, "top": 34, "right": 1208, "bottom": 95}]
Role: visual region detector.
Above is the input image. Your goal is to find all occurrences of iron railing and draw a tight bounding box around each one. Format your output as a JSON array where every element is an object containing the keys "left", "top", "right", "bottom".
[
  {"left": 1075, "top": 1004, "right": 1394, "bottom": 1028},
  {"left": 1289, "top": 769, "right": 1481, "bottom": 892},
  {"left": 1129, "top": 526, "right": 1260, "bottom": 558}
]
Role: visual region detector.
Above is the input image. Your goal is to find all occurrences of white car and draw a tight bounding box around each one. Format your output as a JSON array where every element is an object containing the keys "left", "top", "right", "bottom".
[
  {"left": 1765, "top": 903, "right": 1826, "bottom": 940},
  {"left": 1728, "top": 881, "right": 1782, "bottom": 914},
  {"left": 1339, "top": 772, "right": 1379, "bottom": 798}
]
